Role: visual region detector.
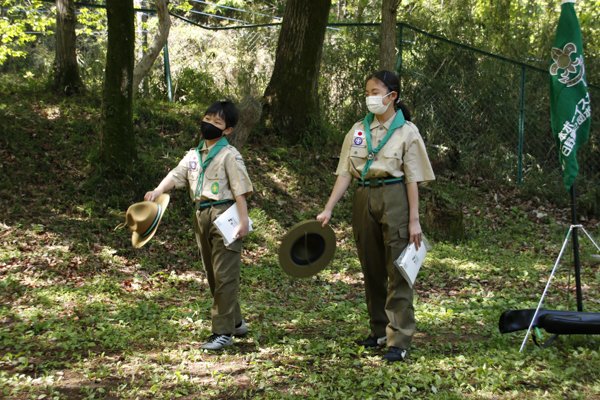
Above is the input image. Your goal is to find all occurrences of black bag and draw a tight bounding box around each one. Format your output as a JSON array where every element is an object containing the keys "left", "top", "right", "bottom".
[{"left": 499, "top": 308, "right": 600, "bottom": 335}]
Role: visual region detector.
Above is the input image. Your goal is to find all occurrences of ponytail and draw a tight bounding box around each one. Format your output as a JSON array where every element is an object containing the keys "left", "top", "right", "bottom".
[{"left": 396, "top": 101, "right": 411, "bottom": 122}]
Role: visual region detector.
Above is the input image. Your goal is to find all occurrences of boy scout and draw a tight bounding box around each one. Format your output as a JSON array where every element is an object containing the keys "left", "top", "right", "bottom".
[
  {"left": 318, "top": 71, "right": 435, "bottom": 362},
  {"left": 145, "top": 100, "right": 253, "bottom": 350}
]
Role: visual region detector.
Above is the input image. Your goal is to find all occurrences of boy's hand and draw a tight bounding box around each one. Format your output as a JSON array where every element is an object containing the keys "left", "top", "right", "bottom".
[
  {"left": 232, "top": 220, "right": 250, "bottom": 240},
  {"left": 144, "top": 189, "right": 163, "bottom": 202},
  {"left": 316, "top": 210, "right": 332, "bottom": 227}
]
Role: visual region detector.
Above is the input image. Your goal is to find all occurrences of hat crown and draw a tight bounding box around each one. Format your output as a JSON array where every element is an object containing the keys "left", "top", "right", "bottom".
[
  {"left": 126, "top": 201, "right": 160, "bottom": 235},
  {"left": 114, "top": 194, "right": 170, "bottom": 249},
  {"left": 278, "top": 220, "right": 336, "bottom": 279},
  {"left": 291, "top": 233, "right": 326, "bottom": 265}
]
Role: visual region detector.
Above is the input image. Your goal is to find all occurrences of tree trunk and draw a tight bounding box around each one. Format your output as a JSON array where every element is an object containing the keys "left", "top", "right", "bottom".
[
  {"left": 132, "top": 0, "right": 171, "bottom": 97},
  {"left": 136, "top": 0, "right": 149, "bottom": 96},
  {"left": 379, "top": 0, "right": 400, "bottom": 71},
  {"left": 337, "top": 0, "right": 347, "bottom": 21},
  {"left": 52, "top": 0, "right": 85, "bottom": 95},
  {"left": 228, "top": 96, "right": 262, "bottom": 150},
  {"left": 262, "top": 0, "right": 332, "bottom": 145},
  {"left": 422, "top": 189, "right": 465, "bottom": 243},
  {"left": 100, "top": 0, "right": 137, "bottom": 173}
]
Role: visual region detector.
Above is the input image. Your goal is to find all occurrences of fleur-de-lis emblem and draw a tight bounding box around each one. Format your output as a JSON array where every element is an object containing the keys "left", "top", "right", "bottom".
[{"left": 550, "top": 42, "right": 586, "bottom": 87}]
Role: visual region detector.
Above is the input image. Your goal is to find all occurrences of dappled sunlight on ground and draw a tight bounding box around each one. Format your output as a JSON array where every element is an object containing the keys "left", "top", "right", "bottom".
[{"left": 2, "top": 92, "right": 600, "bottom": 399}]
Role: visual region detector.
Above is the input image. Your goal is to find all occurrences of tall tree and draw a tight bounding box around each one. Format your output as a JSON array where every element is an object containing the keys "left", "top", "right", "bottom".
[
  {"left": 379, "top": 0, "right": 400, "bottom": 71},
  {"left": 52, "top": 0, "right": 85, "bottom": 95},
  {"left": 336, "top": 0, "right": 347, "bottom": 21},
  {"left": 99, "top": 0, "right": 137, "bottom": 172},
  {"left": 136, "top": 0, "right": 149, "bottom": 95},
  {"left": 262, "top": 0, "right": 332, "bottom": 144},
  {"left": 132, "top": 0, "right": 170, "bottom": 97}
]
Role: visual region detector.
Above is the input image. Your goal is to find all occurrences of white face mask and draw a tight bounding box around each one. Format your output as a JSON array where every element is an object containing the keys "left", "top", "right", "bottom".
[{"left": 366, "top": 92, "right": 395, "bottom": 115}]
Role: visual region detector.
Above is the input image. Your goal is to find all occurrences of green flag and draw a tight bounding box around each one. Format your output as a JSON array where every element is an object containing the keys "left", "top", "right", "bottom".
[{"left": 549, "top": 0, "right": 591, "bottom": 192}]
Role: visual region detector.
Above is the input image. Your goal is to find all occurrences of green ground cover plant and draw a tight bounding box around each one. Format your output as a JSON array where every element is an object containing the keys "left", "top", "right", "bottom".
[{"left": 1, "top": 77, "right": 600, "bottom": 399}]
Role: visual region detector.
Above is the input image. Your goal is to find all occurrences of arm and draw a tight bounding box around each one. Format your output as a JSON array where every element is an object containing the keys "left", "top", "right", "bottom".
[
  {"left": 144, "top": 175, "right": 176, "bottom": 201},
  {"left": 232, "top": 194, "right": 249, "bottom": 239},
  {"left": 316, "top": 175, "right": 352, "bottom": 227},
  {"left": 406, "top": 181, "right": 422, "bottom": 250}
]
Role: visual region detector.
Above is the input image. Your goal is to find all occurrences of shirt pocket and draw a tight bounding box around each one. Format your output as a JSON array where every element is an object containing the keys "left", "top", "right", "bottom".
[
  {"left": 349, "top": 146, "right": 368, "bottom": 173},
  {"left": 204, "top": 167, "right": 227, "bottom": 199},
  {"left": 188, "top": 167, "right": 200, "bottom": 187},
  {"left": 383, "top": 148, "right": 402, "bottom": 172}
]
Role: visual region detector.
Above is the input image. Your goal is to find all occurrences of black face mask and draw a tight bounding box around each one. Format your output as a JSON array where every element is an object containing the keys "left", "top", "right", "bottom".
[{"left": 200, "top": 121, "right": 225, "bottom": 140}]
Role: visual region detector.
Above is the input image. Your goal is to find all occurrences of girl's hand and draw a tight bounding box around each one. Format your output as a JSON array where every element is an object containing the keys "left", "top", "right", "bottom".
[
  {"left": 409, "top": 219, "right": 422, "bottom": 250},
  {"left": 316, "top": 210, "right": 332, "bottom": 227},
  {"left": 144, "top": 189, "right": 163, "bottom": 202}
]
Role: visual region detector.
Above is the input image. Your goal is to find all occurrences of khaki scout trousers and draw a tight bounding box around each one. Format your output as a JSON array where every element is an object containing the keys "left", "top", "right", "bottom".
[
  {"left": 353, "top": 182, "right": 414, "bottom": 349},
  {"left": 193, "top": 203, "right": 243, "bottom": 336}
]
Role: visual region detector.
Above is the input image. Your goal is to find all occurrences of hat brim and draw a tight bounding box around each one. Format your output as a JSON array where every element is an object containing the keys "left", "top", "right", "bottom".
[
  {"left": 131, "top": 194, "right": 170, "bottom": 248},
  {"left": 278, "top": 220, "right": 336, "bottom": 278}
]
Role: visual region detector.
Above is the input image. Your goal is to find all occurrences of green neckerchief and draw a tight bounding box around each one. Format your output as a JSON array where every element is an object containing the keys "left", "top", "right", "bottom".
[
  {"left": 194, "top": 137, "right": 229, "bottom": 200},
  {"left": 361, "top": 110, "right": 406, "bottom": 181}
]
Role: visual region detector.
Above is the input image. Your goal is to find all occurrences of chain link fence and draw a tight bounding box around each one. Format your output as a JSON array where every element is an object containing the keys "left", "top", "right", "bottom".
[
  {"left": 7, "top": 2, "right": 599, "bottom": 200},
  {"left": 321, "top": 22, "right": 599, "bottom": 201},
  {"left": 399, "top": 23, "right": 599, "bottom": 190}
]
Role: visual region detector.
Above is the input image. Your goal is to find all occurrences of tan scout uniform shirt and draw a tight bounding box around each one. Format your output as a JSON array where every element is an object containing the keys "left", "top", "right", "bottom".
[
  {"left": 336, "top": 113, "right": 435, "bottom": 184},
  {"left": 168, "top": 143, "right": 253, "bottom": 201}
]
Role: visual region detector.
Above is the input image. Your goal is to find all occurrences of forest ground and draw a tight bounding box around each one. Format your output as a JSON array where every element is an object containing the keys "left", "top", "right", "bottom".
[{"left": 1, "top": 77, "right": 600, "bottom": 399}]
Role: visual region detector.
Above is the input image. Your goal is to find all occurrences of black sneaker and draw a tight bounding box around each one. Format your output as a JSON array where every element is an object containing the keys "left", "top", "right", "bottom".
[
  {"left": 359, "top": 336, "right": 386, "bottom": 348},
  {"left": 382, "top": 347, "right": 407, "bottom": 362}
]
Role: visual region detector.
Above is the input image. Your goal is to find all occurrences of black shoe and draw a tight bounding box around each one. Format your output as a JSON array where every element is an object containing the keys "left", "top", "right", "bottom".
[
  {"left": 382, "top": 347, "right": 407, "bottom": 362},
  {"left": 359, "top": 335, "right": 386, "bottom": 348}
]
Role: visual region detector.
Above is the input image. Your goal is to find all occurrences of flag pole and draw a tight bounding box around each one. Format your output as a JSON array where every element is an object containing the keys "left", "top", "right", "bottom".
[{"left": 570, "top": 183, "right": 583, "bottom": 311}]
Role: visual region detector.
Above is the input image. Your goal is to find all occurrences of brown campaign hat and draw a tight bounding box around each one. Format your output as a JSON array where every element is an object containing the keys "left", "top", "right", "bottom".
[
  {"left": 115, "top": 194, "right": 170, "bottom": 248},
  {"left": 278, "top": 220, "right": 336, "bottom": 278}
]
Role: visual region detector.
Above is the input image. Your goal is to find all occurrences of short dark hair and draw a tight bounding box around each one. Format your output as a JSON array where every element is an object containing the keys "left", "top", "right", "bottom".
[
  {"left": 204, "top": 99, "right": 239, "bottom": 129},
  {"left": 366, "top": 70, "right": 411, "bottom": 121}
]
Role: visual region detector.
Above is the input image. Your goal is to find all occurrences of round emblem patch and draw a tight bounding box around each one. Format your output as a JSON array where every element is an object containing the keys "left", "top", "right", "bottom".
[
  {"left": 354, "top": 137, "right": 363, "bottom": 145},
  {"left": 367, "top": 152, "right": 375, "bottom": 160},
  {"left": 211, "top": 182, "right": 220, "bottom": 194},
  {"left": 189, "top": 161, "right": 197, "bottom": 170}
]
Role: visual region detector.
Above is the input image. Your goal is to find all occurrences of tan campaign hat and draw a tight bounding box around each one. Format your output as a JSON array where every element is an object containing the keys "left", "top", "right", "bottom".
[
  {"left": 115, "top": 194, "right": 170, "bottom": 248},
  {"left": 278, "top": 220, "right": 336, "bottom": 278}
]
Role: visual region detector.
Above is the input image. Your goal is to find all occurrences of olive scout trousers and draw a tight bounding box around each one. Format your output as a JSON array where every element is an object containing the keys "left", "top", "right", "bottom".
[
  {"left": 353, "top": 181, "right": 414, "bottom": 349},
  {"left": 193, "top": 203, "right": 243, "bottom": 336}
]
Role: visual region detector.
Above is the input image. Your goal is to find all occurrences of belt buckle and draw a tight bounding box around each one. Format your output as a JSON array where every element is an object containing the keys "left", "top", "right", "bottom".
[{"left": 368, "top": 178, "right": 379, "bottom": 187}]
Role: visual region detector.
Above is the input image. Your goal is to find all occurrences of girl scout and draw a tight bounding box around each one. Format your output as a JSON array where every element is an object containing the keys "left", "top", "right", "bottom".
[
  {"left": 145, "top": 100, "right": 253, "bottom": 351},
  {"left": 317, "top": 71, "right": 435, "bottom": 362}
]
